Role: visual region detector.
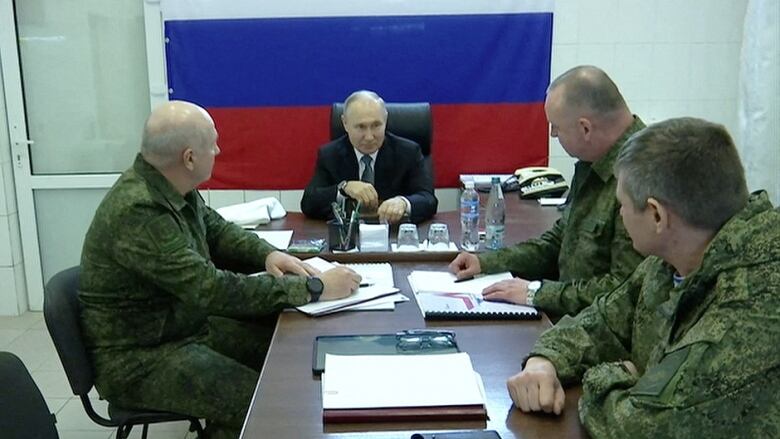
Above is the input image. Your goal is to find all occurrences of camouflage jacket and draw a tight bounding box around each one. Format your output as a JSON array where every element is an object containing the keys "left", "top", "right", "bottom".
[
  {"left": 80, "top": 155, "right": 309, "bottom": 388},
  {"left": 479, "top": 117, "right": 646, "bottom": 317},
  {"left": 529, "top": 191, "right": 780, "bottom": 438}
]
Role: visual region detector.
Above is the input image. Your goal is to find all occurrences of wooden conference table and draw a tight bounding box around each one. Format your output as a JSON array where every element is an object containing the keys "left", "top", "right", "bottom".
[{"left": 242, "top": 196, "right": 589, "bottom": 438}]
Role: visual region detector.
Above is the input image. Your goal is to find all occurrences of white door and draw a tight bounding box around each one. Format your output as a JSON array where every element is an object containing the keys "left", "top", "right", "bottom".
[{"left": 0, "top": 0, "right": 167, "bottom": 311}]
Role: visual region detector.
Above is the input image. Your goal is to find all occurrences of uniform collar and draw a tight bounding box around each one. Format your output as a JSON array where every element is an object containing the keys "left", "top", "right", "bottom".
[
  {"left": 590, "top": 116, "right": 645, "bottom": 182},
  {"left": 132, "top": 154, "right": 189, "bottom": 212}
]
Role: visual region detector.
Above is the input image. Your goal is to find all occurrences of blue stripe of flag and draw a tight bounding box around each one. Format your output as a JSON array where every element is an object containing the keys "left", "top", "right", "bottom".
[{"left": 165, "top": 13, "right": 552, "bottom": 107}]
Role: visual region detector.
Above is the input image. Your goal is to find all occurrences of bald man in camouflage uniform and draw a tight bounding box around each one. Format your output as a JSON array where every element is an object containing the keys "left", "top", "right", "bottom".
[
  {"left": 450, "top": 66, "right": 644, "bottom": 317},
  {"left": 80, "top": 101, "right": 361, "bottom": 439},
  {"left": 507, "top": 118, "right": 780, "bottom": 437}
]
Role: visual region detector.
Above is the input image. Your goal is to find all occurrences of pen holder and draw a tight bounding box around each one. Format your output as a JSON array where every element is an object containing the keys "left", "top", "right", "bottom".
[{"left": 327, "top": 219, "right": 358, "bottom": 251}]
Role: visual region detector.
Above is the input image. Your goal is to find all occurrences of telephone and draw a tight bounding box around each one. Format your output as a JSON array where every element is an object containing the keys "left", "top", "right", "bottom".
[{"left": 503, "top": 167, "right": 568, "bottom": 199}]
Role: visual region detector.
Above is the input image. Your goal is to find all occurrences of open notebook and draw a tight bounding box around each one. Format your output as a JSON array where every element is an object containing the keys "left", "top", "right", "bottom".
[{"left": 408, "top": 271, "right": 540, "bottom": 320}]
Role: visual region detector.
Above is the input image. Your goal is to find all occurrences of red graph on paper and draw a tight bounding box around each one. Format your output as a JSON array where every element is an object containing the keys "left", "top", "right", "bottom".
[{"left": 435, "top": 293, "right": 482, "bottom": 310}]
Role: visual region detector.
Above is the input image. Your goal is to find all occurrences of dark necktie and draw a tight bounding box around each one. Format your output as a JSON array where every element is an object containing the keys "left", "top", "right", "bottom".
[{"left": 360, "top": 155, "right": 374, "bottom": 184}]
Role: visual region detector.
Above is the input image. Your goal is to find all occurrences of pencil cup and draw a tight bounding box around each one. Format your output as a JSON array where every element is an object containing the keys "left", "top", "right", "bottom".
[{"left": 327, "top": 219, "right": 358, "bottom": 251}]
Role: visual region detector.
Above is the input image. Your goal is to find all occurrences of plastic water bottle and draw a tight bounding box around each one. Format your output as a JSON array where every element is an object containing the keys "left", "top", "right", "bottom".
[
  {"left": 485, "top": 177, "right": 505, "bottom": 250},
  {"left": 460, "top": 180, "right": 480, "bottom": 251}
]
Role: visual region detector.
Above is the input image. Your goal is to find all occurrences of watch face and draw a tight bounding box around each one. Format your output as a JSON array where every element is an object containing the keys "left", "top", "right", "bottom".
[{"left": 307, "top": 277, "right": 324, "bottom": 295}]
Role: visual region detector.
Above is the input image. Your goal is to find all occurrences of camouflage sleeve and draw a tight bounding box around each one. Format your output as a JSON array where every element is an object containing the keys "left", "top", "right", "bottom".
[
  {"left": 533, "top": 211, "right": 644, "bottom": 316},
  {"left": 112, "top": 207, "right": 309, "bottom": 317},
  {"left": 478, "top": 216, "right": 564, "bottom": 279},
  {"left": 528, "top": 259, "right": 650, "bottom": 384},
  {"left": 578, "top": 263, "right": 780, "bottom": 438},
  {"left": 202, "top": 200, "right": 277, "bottom": 272}
]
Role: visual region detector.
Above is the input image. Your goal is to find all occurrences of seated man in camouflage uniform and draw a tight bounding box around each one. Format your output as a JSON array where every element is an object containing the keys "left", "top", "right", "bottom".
[
  {"left": 450, "top": 66, "right": 644, "bottom": 317},
  {"left": 80, "top": 101, "right": 361, "bottom": 439},
  {"left": 507, "top": 118, "right": 780, "bottom": 437}
]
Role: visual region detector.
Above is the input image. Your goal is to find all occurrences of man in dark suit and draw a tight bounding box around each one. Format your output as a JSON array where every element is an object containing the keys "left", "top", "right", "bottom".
[{"left": 301, "top": 90, "right": 437, "bottom": 224}]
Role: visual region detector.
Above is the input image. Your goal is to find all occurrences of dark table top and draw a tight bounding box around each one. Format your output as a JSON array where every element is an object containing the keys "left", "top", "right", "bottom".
[
  {"left": 243, "top": 199, "right": 587, "bottom": 438},
  {"left": 240, "top": 262, "right": 587, "bottom": 439}
]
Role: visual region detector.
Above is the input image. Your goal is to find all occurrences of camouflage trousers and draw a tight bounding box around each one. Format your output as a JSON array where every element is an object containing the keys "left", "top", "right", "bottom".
[{"left": 105, "top": 316, "right": 276, "bottom": 439}]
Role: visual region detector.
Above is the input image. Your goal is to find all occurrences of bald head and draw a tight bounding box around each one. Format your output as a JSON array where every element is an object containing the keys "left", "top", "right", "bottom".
[
  {"left": 141, "top": 101, "right": 215, "bottom": 169},
  {"left": 341, "top": 90, "right": 388, "bottom": 154},
  {"left": 548, "top": 65, "right": 628, "bottom": 120}
]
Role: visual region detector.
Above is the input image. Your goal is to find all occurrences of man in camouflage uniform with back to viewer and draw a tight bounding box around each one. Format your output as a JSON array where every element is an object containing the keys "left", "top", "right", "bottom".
[
  {"left": 507, "top": 117, "right": 780, "bottom": 437},
  {"left": 79, "top": 101, "right": 361, "bottom": 439},
  {"left": 449, "top": 65, "right": 645, "bottom": 318}
]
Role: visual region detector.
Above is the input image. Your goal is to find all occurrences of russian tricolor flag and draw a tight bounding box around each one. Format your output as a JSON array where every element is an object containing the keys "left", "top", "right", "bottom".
[{"left": 161, "top": 1, "right": 553, "bottom": 189}]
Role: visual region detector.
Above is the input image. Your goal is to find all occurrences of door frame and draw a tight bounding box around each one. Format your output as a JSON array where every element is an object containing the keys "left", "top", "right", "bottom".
[{"left": 0, "top": 0, "right": 167, "bottom": 311}]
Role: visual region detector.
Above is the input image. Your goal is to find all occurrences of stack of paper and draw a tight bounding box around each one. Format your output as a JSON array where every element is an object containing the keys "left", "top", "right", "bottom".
[
  {"left": 296, "top": 258, "right": 403, "bottom": 316},
  {"left": 408, "top": 271, "right": 539, "bottom": 320},
  {"left": 321, "top": 352, "right": 487, "bottom": 423},
  {"left": 251, "top": 230, "right": 293, "bottom": 250}
]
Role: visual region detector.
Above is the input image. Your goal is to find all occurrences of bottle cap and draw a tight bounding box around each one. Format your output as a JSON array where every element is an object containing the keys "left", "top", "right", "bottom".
[{"left": 464, "top": 180, "right": 475, "bottom": 189}]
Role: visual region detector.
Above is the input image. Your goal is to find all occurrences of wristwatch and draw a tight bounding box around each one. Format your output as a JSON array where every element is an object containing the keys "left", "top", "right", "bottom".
[
  {"left": 337, "top": 180, "right": 349, "bottom": 197},
  {"left": 526, "top": 280, "right": 542, "bottom": 306},
  {"left": 306, "top": 277, "right": 324, "bottom": 302}
]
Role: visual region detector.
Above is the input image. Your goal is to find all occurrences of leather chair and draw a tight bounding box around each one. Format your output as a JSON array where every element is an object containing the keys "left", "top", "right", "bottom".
[
  {"left": 43, "top": 266, "right": 204, "bottom": 439},
  {"left": 0, "top": 351, "right": 59, "bottom": 439},
  {"left": 330, "top": 102, "right": 433, "bottom": 170}
]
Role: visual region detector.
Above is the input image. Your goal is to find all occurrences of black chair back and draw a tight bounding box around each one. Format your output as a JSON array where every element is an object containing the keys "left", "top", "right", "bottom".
[
  {"left": 330, "top": 102, "right": 433, "bottom": 157},
  {"left": 43, "top": 266, "right": 92, "bottom": 397},
  {"left": 0, "top": 351, "right": 59, "bottom": 439},
  {"left": 43, "top": 266, "right": 204, "bottom": 438}
]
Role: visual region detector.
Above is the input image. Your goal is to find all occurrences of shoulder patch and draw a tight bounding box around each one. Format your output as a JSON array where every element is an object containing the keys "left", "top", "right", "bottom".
[{"left": 144, "top": 214, "right": 188, "bottom": 254}]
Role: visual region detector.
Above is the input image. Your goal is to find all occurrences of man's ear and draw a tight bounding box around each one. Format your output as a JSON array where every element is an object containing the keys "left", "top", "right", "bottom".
[
  {"left": 578, "top": 117, "right": 592, "bottom": 141},
  {"left": 341, "top": 114, "right": 348, "bottom": 130},
  {"left": 182, "top": 147, "right": 195, "bottom": 171},
  {"left": 646, "top": 197, "right": 667, "bottom": 234}
]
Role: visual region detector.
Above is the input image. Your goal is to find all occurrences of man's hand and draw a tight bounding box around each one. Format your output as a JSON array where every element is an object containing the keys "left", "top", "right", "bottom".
[
  {"left": 344, "top": 181, "right": 379, "bottom": 210},
  {"left": 507, "top": 356, "right": 565, "bottom": 415},
  {"left": 482, "top": 278, "right": 531, "bottom": 304},
  {"left": 377, "top": 197, "right": 407, "bottom": 224},
  {"left": 318, "top": 266, "right": 362, "bottom": 301},
  {"left": 448, "top": 252, "right": 482, "bottom": 279},
  {"left": 265, "top": 251, "right": 319, "bottom": 277}
]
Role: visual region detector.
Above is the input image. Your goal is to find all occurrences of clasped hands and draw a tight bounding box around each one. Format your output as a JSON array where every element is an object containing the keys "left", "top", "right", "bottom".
[
  {"left": 265, "top": 251, "right": 360, "bottom": 301},
  {"left": 342, "top": 181, "right": 408, "bottom": 224}
]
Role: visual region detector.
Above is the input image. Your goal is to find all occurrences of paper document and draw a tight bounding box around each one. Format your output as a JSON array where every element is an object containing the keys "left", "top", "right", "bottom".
[
  {"left": 252, "top": 230, "right": 293, "bottom": 250},
  {"left": 407, "top": 271, "right": 513, "bottom": 294},
  {"left": 296, "top": 258, "right": 399, "bottom": 316},
  {"left": 408, "top": 270, "right": 539, "bottom": 320},
  {"left": 538, "top": 197, "right": 567, "bottom": 206},
  {"left": 322, "top": 352, "right": 485, "bottom": 410}
]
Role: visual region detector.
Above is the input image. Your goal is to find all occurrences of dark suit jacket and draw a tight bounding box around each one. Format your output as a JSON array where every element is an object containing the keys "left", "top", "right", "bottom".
[{"left": 301, "top": 132, "right": 437, "bottom": 223}]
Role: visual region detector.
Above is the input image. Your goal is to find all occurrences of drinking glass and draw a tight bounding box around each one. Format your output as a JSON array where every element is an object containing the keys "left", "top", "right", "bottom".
[
  {"left": 396, "top": 223, "right": 420, "bottom": 251},
  {"left": 427, "top": 223, "right": 450, "bottom": 250}
]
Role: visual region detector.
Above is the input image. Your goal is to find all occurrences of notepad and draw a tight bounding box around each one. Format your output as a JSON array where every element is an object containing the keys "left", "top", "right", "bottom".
[
  {"left": 295, "top": 258, "right": 400, "bottom": 316},
  {"left": 408, "top": 271, "right": 539, "bottom": 320},
  {"left": 321, "top": 352, "right": 487, "bottom": 423}
]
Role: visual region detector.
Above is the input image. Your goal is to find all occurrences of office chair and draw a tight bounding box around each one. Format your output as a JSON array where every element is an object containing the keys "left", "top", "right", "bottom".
[
  {"left": 0, "top": 351, "right": 59, "bottom": 439},
  {"left": 330, "top": 102, "right": 433, "bottom": 168},
  {"left": 43, "top": 266, "right": 204, "bottom": 439}
]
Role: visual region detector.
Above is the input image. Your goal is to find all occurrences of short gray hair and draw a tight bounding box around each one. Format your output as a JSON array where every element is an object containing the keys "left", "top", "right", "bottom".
[
  {"left": 549, "top": 65, "right": 627, "bottom": 117},
  {"left": 615, "top": 117, "right": 748, "bottom": 231},
  {"left": 343, "top": 90, "right": 387, "bottom": 115}
]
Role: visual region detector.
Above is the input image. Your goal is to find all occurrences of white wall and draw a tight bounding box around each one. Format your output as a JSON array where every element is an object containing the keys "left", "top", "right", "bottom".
[
  {"left": 0, "top": 0, "right": 757, "bottom": 314},
  {"left": 548, "top": 0, "right": 748, "bottom": 183}
]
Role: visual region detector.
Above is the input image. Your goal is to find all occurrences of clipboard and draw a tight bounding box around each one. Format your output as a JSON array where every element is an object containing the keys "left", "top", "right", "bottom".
[{"left": 312, "top": 330, "right": 460, "bottom": 374}]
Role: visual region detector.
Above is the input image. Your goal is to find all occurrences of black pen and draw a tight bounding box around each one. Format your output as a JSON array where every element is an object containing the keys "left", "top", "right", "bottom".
[
  {"left": 359, "top": 282, "right": 373, "bottom": 288},
  {"left": 453, "top": 276, "right": 475, "bottom": 283}
]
